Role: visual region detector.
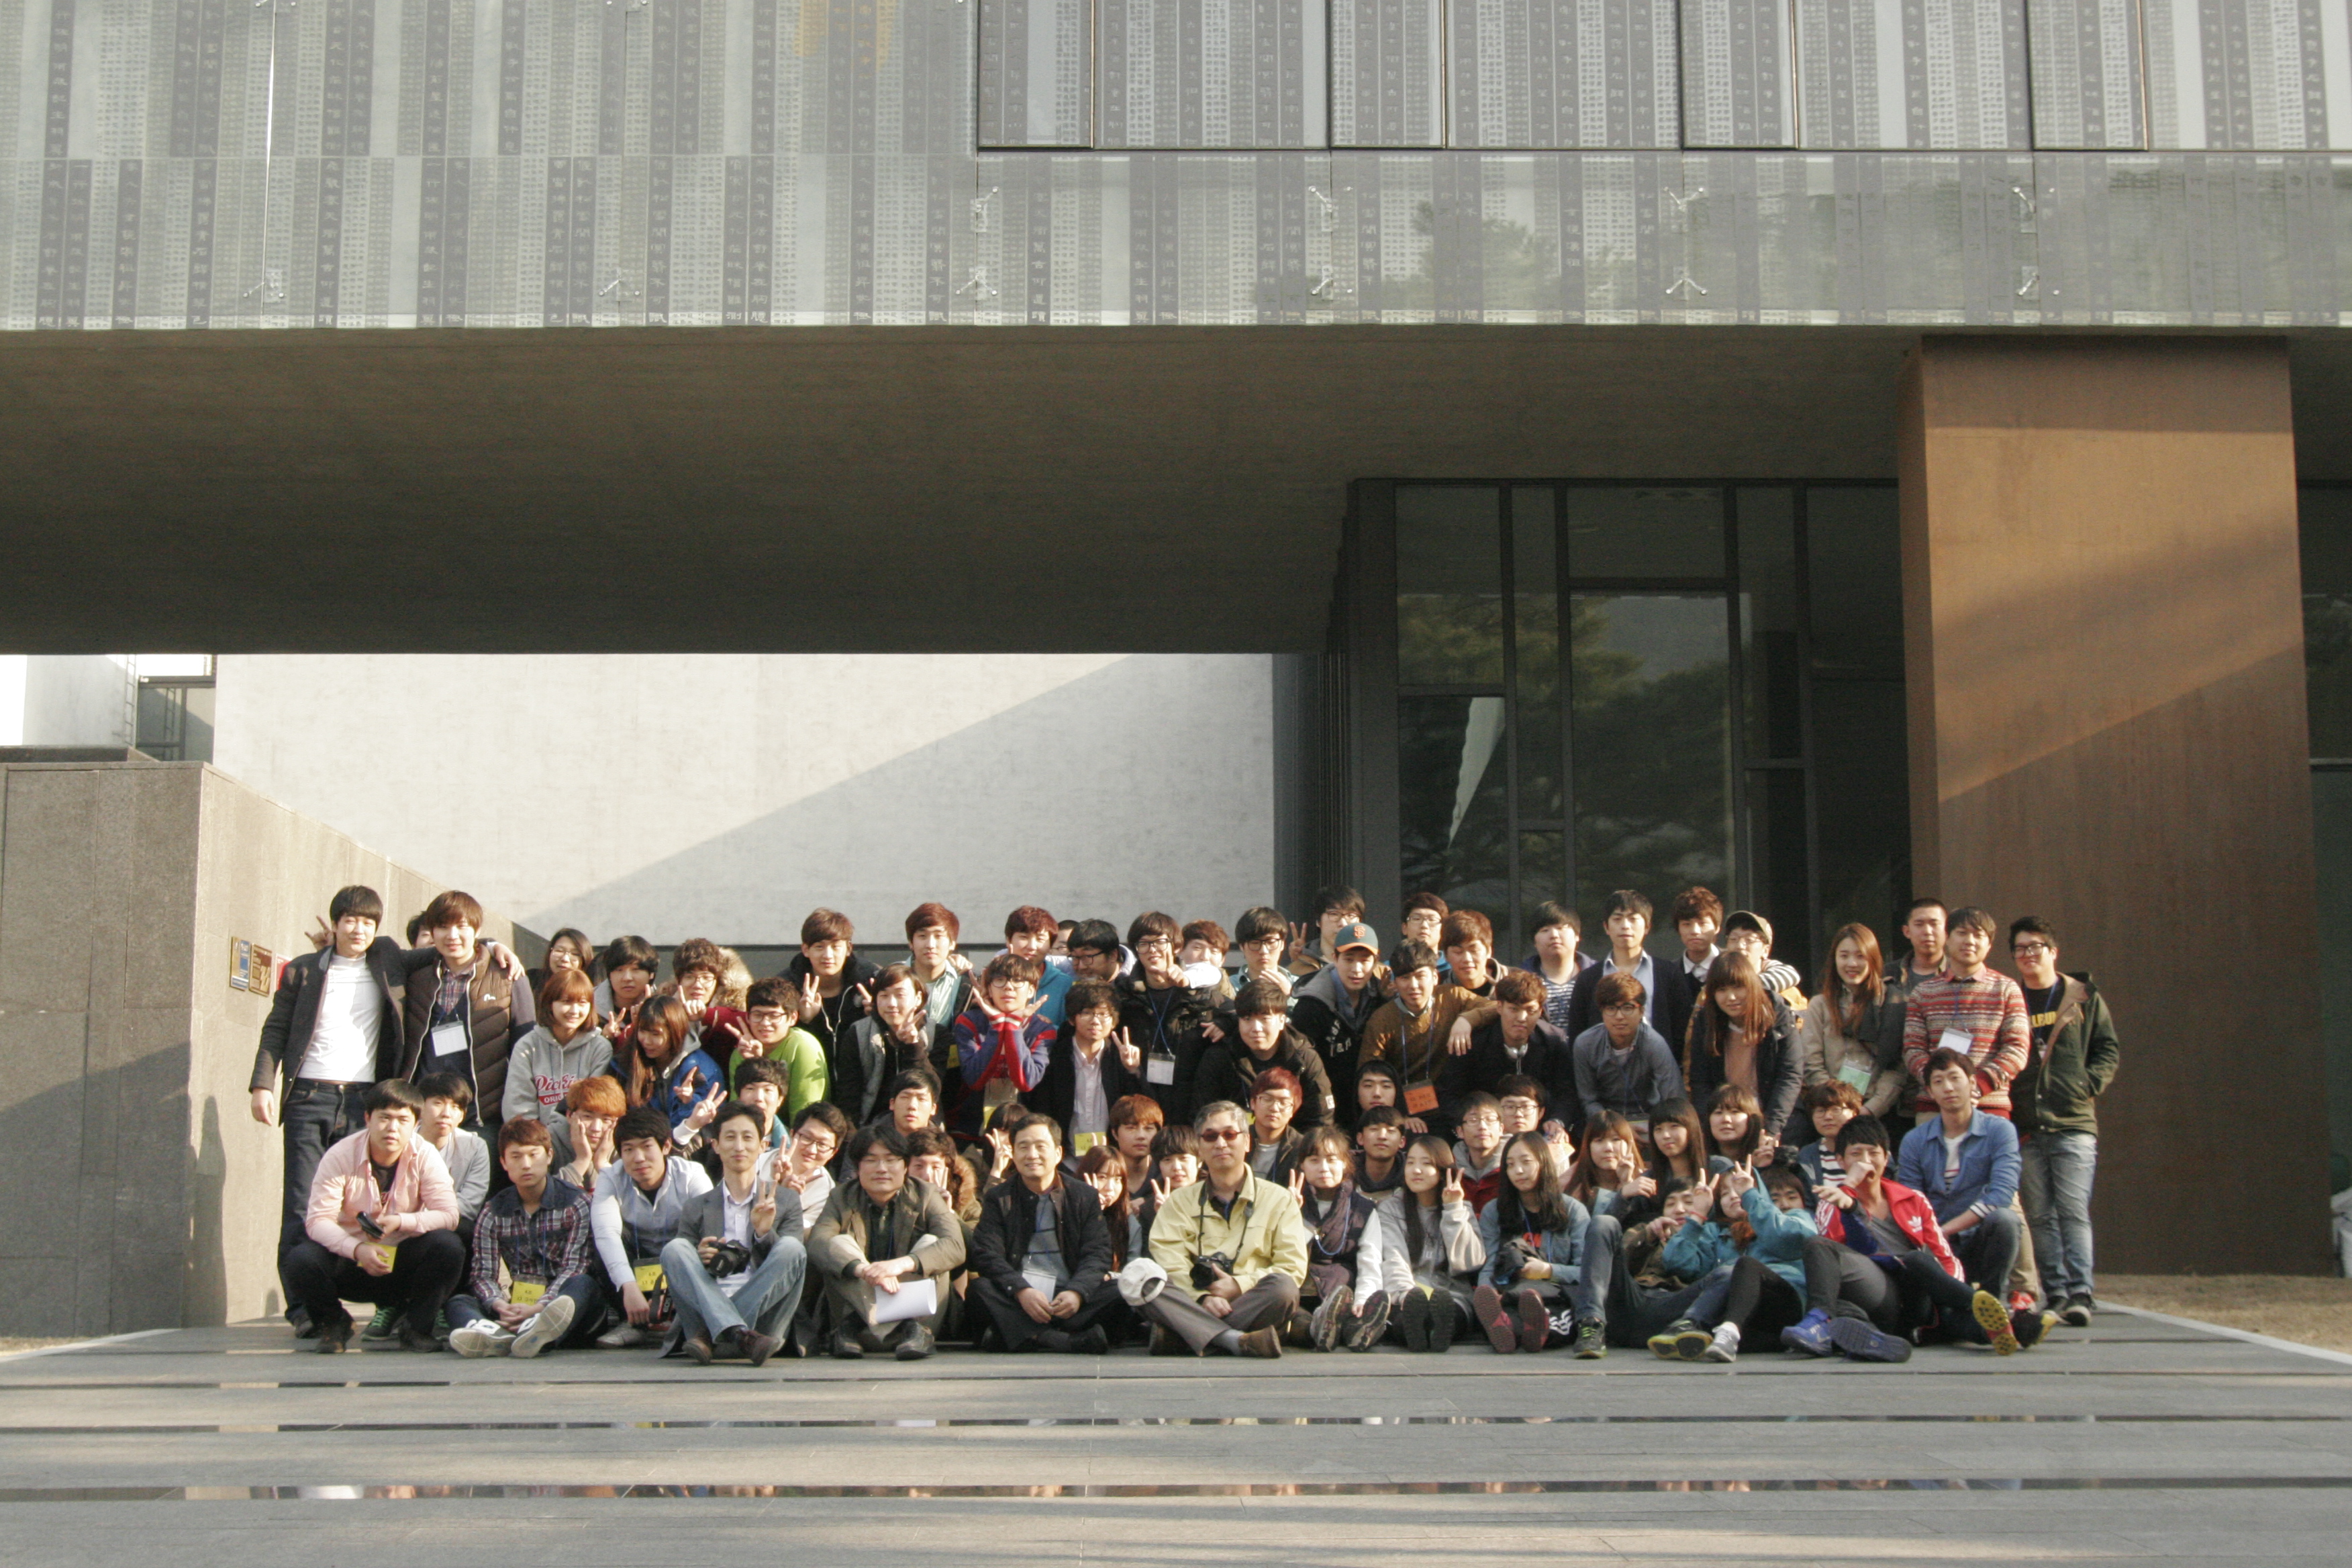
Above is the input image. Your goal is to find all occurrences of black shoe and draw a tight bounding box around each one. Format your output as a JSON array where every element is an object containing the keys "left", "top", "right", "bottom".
[
  {"left": 397, "top": 1322, "right": 444, "bottom": 1354},
  {"left": 2060, "top": 1296, "right": 2093, "bottom": 1328},
  {"left": 1428, "top": 1293, "right": 1460, "bottom": 1353},
  {"left": 830, "top": 1330, "right": 866, "bottom": 1360},
  {"left": 893, "top": 1324, "right": 935, "bottom": 1361},
  {"left": 1036, "top": 1328, "right": 1074, "bottom": 1353},
  {"left": 1072, "top": 1325, "right": 1110, "bottom": 1355},
  {"left": 315, "top": 1320, "right": 352, "bottom": 1355},
  {"left": 2010, "top": 1307, "right": 2046, "bottom": 1351},
  {"left": 1396, "top": 1288, "right": 1432, "bottom": 1353},
  {"left": 288, "top": 1306, "right": 318, "bottom": 1340}
]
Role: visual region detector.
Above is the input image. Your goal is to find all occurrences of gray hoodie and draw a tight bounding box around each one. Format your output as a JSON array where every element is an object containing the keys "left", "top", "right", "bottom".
[{"left": 501, "top": 1024, "right": 616, "bottom": 1134}]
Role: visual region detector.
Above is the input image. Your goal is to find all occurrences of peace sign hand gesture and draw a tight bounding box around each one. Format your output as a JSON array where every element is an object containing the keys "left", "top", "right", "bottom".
[
  {"left": 1724, "top": 1157, "right": 1757, "bottom": 1197},
  {"left": 797, "top": 975, "right": 824, "bottom": 1024},
  {"left": 1287, "top": 1169, "right": 1308, "bottom": 1204},
  {"left": 1116, "top": 1026, "right": 1142, "bottom": 1073},
  {"left": 1440, "top": 1168, "right": 1465, "bottom": 1207},
  {"left": 683, "top": 1080, "right": 727, "bottom": 1134},
  {"left": 1689, "top": 1171, "right": 1718, "bottom": 1220}
]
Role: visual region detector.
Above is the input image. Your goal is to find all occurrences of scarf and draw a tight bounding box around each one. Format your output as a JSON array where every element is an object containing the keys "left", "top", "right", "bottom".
[{"left": 1304, "top": 1177, "right": 1361, "bottom": 1263}]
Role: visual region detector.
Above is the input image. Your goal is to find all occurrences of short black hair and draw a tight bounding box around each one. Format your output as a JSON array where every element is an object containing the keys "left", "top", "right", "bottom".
[
  {"left": 1314, "top": 885, "right": 1367, "bottom": 920},
  {"left": 2008, "top": 914, "right": 2058, "bottom": 947},
  {"left": 1014, "top": 1112, "right": 1065, "bottom": 1148},
  {"left": 413, "top": 1071, "right": 473, "bottom": 1112},
  {"left": 1530, "top": 900, "right": 1579, "bottom": 934},
  {"left": 601, "top": 934, "right": 659, "bottom": 975},
  {"left": 734, "top": 1057, "right": 791, "bottom": 1092},
  {"left": 844, "top": 1126, "right": 911, "bottom": 1167},
  {"left": 1356, "top": 1106, "right": 1405, "bottom": 1132},
  {"left": 883, "top": 1069, "right": 941, "bottom": 1105},
  {"left": 616, "top": 1107, "right": 673, "bottom": 1149},
  {"left": 1065, "top": 978, "right": 1120, "bottom": 1019},
  {"left": 1834, "top": 1115, "right": 1891, "bottom": 1157},
  {"left": 1392, "top": 940, "right": 1442, "bottom": 976},
  {"left": 328, "top": 885, "right": 384, "bottom": 925},
  {"left": 1495, "top": 1073, "right": 1546, "bottom": 1109},
  {"left": 708, "top": 1099, "right": 764, "bottom": 1138},
  {"left": 1067, "top": 918, "right": 1121, "bottom": 955},
  {"left": 362, "top": 1079, "right": 427, "bottom": 1118},
  {"left": 1354, "top": 1059, "right": 1400, "bottom": 1088},
  {"left": 1234, "top": 977, "right": 1290, "bottom": 1018},
  {"left": 1234, "top": 906, "right": 1288, "bottom": 944},
  {"left": 1603, "top": 889, "right": 1654, "bottom": 922}
]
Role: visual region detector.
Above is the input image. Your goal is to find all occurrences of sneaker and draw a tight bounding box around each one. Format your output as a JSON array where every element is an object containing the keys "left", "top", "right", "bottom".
[
  {"left": 1702, "top": 1322, "right": 1741, "bottom": 1363},
  {"left": 1548, "top": 1310, "right": 1577, "bottom": 1340},
  {"left": 509, "top": 1295, "right": 576, "bottom": 1360},
  {"left": 360, "top": 1305, "right": 398, "bottom": 1341},
  {"left": 1514, "top": 1289, "right": 1551, "bottom": 1353},
  {"left": 1827, "top": 1316, "right": 1912, "bottom": 1363},
  {"left": 2060, "top": 1296, "right": 2093, "bottom": 1329},
  {"left": 1572, "top": 1321, "right": 1608, "bottom": 1359},
  {"left": 2010, "top": 1307, "right": 2046, "bottom": 1351},
  {"left": 448, "top": 1320, "right": 512, "bottom": 1359},
  {"left": 2008, "top": 1290, "right": 2037, "bottom": 1314},
  {"left": 1395, "top": 1288, "right": 1432, "bottom": 1353},
  {"left": 1671, "top": 1321, "right": 1714, "bottom": 1361},
  {"left": 1236, "top": 1326, "right": 1283, "bottom": 1359},
  {"left": 594, "top": 1322, "right": 646, "bottom": 1350},
  {"left": 1779, "top": 1309, "right": 1834, "bottom": 1357},
  {"left": 1310, "top": 1286, "right": 1353, "bottom": 1352},
  {"left": 1428, "top": 1292, "right": 1460, "bottom": 1353},
  {"left": 1646, "top": 1320, "right": 1689, "bottom": 1360},
  {"left": 314, "top": 1319, "right": 352, "bottom": 1355},
  {"left": 288, "top": 1306, "right": 318, "bottom": 1340},
  {"left": 1473, "top": 1285, "right": 1517, "bottom": 1353},
  {"left": 1971, "top": 1289, "right": 2021, "bottom": 1355},
  {"left": 1346, "top": 1291, "right": 1391, "bottom": 1353}
]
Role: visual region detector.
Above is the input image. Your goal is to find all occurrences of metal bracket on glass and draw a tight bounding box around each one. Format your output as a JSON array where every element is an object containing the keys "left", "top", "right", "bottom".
[
  {"left": 242, "top": 266, "right": 285, "bottom": 303},
  {"left": 1663, "top": 185, "right": 1706, "bottom": 218},
  {"left": 971, "top": 189, "right": 997, "bottom": 233},
  {"left": 1307, "top": 187, "right": 1336, "bottom": 234},
  {"left": 955, "top": 265, "right": 995, "bottom": 300},
  {"left": 1308, "top": 266, "right": 1349, "bottom": 300},
  {"left": 598, "top": 268, "right": 640, "bottom": 301},
  {"left": 606, "top": 0, "right": 650, "bottom": 9},
  {"left": 1665, "top": 271, "right": 1708, "bottom": 299},
  {"left": 2015, "top": 266, "right": 2039, "bottom": 299},
  {"left": 2009, "top": 184, "right": 2037, "bottom": 228}
]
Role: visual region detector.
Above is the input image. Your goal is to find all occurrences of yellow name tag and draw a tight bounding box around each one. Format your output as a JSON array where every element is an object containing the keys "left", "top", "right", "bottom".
[
  {"left": 633, "top": 1263, "right": 666, "bottom": 1293},
  {"left": 509, "top": 1281, "right": 546, "bottom": 1306}
]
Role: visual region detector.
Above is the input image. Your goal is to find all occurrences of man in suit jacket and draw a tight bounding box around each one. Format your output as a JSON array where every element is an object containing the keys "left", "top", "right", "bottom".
[{"left": 657, "top": 1100, "right": 809, "bottom": 1366}]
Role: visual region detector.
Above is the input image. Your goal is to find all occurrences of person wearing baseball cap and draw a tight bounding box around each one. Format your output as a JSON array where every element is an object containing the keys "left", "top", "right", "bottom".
[{"left": 1291, "top": 920, "right": 1389, "bottom": 1125}]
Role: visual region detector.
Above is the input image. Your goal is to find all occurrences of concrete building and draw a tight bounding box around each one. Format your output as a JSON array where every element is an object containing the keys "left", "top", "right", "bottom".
[{"left": 3, "top": 1, "right": 2351, "bottom": 1291}]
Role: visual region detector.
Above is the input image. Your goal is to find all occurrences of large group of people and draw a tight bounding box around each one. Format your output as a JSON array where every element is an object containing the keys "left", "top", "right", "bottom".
[{"left": 250, "top": 882, "right": 2120, "bottom": 1366}]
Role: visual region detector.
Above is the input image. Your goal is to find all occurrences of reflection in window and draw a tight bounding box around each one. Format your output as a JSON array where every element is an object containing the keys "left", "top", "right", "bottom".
[
  {"left": 1570, "top": 595, "right": 1732, "bottom": 920},
  {"left": 1397, "top": 487, "right": 1504, "bottom": 685},
  {"left": 1400, "top": 695, "right": 1512, "bottom": 916}
]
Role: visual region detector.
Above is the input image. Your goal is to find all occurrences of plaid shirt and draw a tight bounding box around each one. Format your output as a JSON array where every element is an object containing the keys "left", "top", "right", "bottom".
[{"left": 466, "top": 1179, "right": 594, "bottom": 1306}]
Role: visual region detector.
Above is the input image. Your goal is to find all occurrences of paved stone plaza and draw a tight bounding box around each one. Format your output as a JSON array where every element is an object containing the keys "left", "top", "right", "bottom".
[{"left": 1, "top": 1309, "right": 2346, "bottom": 1565}]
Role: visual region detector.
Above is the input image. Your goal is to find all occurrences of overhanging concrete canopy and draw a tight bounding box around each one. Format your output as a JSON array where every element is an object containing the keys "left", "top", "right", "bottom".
[{"left": 9, "top": 324, "right": 2352, "bottom": 655}]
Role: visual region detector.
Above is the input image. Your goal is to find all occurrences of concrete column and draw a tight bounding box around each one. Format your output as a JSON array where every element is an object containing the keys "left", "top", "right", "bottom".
[{"left": 1898, "top": 335, "right": 2331, "bottom": 1274}]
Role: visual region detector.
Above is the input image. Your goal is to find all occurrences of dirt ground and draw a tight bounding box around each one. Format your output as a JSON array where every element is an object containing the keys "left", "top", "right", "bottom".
[
  {"left": 0, "top": 1338, "right": 74, "bottom": 1355},
  {"left": 2102, "top": 1274, "right": 2352, "bottom": 1353}
]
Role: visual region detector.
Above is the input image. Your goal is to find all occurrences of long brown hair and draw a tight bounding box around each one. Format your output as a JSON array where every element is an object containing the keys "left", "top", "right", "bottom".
[
  {"left": 1564, "top": 1112, "right": 1639, "bottom": 1207},
  {"left": 1400, "top": 1133, "right": 1456, "bottom": 1262},
  {"left": 1076, "top": 1144, "right": 1135, "bottom": 1267},
  {"left": 1647, "top": 1097, "right": 1708, "bottom": 1183},
  {"left": 1687, "top": 950, "right": 1777, "bottom": 1058},
  {"left": 1819, "top": 923, "right": 1887, "bottom": 1035},
  {"left": 622, "top": 995, "right": 695, "bottom": 1107},
  {"left": 1704, "top": 1083, "right": 1764, "bottom": 1164}
]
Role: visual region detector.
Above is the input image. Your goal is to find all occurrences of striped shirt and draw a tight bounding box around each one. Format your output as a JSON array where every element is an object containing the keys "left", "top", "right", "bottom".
[{"left": 1900, "top": 971, "right": 2029, "bottom": 1118}]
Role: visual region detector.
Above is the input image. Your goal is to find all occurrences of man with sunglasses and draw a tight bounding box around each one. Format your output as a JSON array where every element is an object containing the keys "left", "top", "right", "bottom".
[{"left": 1136, "top": 1100, "right": 1308, "bottom": 1357}]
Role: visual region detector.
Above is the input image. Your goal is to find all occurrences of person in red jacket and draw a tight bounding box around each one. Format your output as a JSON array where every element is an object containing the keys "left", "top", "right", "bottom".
[{"left": 1779, "top": 1115, "right": 2043, "bottom": 1361}]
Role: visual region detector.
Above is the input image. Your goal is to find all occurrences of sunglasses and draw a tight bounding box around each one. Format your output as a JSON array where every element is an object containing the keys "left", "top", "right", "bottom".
[{"left": 1199, "top": 1127, "right": 1248, "bottom": 1143}]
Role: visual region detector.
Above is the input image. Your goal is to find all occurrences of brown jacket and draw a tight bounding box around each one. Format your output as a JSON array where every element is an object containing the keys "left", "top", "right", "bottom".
[{"left": 397, "top": 957, "right": 534, "bottom": 1123}]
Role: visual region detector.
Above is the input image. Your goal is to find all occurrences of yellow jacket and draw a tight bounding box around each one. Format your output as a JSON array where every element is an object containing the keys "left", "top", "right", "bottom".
[{"left": 1146, "top": 1174, "right": 1309, "bottom": 1301}]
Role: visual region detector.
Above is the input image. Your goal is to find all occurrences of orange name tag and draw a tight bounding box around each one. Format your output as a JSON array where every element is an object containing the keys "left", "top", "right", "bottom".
[{"left": 1404, "top": 1083, "right": 1438, "bottom": 1116}]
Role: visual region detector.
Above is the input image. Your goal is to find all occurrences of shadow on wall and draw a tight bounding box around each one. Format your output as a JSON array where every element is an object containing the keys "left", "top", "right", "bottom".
[
  {"left": 529, "top": 656, "right": 1276, "bottom": 940},
  {"left": 186, "top": 1096, "right": 230, "bottom": 1327}
]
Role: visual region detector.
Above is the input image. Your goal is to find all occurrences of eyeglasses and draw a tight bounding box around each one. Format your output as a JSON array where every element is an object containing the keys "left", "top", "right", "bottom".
[
  {"left": 1199, "top": 1126, "right": 1248, "bottom": 1143},
  {"left": 2012, "top": 941, "right": 2052, "bottom": 957}
]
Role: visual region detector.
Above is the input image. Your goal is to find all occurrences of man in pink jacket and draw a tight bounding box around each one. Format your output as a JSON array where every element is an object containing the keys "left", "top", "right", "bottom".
[{"left": 281, "top": 1079, "right": 466, "bottom": 1353}]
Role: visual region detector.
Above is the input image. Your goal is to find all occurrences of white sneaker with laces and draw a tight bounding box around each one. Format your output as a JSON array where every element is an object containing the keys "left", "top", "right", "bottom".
[
  {"left": 509, "top": 1294, "right": 577, "bottom": 1359},
  {"left": 449, "top": 1321, "right": 513, "bottom": 1359},
  {"left": 1702, "top": 1322, "right": 1741, "bottom": 1363}
]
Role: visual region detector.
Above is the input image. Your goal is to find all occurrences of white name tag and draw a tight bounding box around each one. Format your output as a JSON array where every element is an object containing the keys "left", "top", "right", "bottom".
[
  {"left": 1146, "top": 1056, "right": 1176, "bottom": 1085},
  {"left": 1935, "top": 1027, "right": 1973, "bottom": 1058},
  {"left": 429, "top": 1022, "right": 470, "bottom": 1060}
]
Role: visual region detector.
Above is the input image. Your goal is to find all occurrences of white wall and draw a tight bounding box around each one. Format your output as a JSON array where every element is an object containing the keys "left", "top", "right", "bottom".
[
  {"left": 211, "top": 654, "right": 1278, "bottom": 946},
  {"left": 0, "top": 655, "right": 130, "bottom": 746}
]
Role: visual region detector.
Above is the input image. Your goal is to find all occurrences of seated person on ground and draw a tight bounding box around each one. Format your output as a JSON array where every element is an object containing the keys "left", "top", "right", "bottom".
[
  {"left": 553, "top": 1073, "right": 625, "bottom": 1189},
  {"left": 1661, "top": 1161, "right": 1819, "bottom": 1365},
  {"left": 1472, "top": 1130, "right": 1591, "bottom": 1354},
  {"left": 588, "top": 1107, "right": 714, "bottom": 1349},
  {"left": 970, "top": 1114, "right": 1125, "bottom": 1354},
  {"left": 1567, "top": 1174, "right": 1718, "bottom": 1358},
  {"left": 1136, "top": 1099, "right": 1309, "bottom": 1359},
  {"left": 1290, "top": 1124, "right": 1393, "bottom": 1352},
  {"left": 1358, "top": 1134, "right": 1484, "bottom": 1351},
  {"left": 448, "top": 1116, "right": 600, "bottom": 1359},
  {"left": 1895, "top": 1048, "right": 2026, "bottom": 1313},
  {"left": 283, "top": 1079, "right": 465, "bottom": 1355},
  {"left": 660, "top": 1099, "right": 809, "bottom": 1367},
  {"left": 809, "top": 1126, "right": 967, "bottom": 1361},
  {"left": 1451, "top": 1093, "right": 1507, "bottom": 1213}
]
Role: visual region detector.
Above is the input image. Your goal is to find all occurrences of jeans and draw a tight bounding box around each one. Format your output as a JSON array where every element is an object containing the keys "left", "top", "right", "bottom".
[
  {"left": 282, "top": 1229, "right": 467, "bottom": 1335},
  {"left": 1947, "top": 1206, "right": 2022, "bottom": 1299},
  {"left": 2019, "top": 1132, "right": 2098, "bottom": 1302},
  {"left": 1571, "top": 1214, "right": 1712, "bottom": 1346},
  {"left": 277, "top": 1081, "right": 371, "bottom": 1315},
  {"left": 446, "top": 1275, "right": 601, "bottom": 1347},
  {"left": 660, "top": 1235, "right": 810, "bottom": 1346}
]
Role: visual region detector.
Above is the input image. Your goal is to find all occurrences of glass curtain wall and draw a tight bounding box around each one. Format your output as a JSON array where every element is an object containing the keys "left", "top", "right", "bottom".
[{"left": 1393, "top": 482, "right": 1904, "bottom": 975}]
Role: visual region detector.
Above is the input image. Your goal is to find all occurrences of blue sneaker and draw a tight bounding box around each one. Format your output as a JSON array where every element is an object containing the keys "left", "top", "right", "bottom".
[
  {"left": 1779, "top": 1309, "right": 1834, "bottom": 1357},
  {"left": 1828, "top": 1315, "right": 1912, "bottom": 1363}
]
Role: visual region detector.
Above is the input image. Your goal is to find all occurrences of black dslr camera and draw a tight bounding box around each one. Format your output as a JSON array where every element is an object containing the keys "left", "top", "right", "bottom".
[
  {"left": 705, "top": 1239, "right": 754, "bottom": 1277},
  {"left": 1190, "top": 1253, "right": 1236, "bottom": 1290}
]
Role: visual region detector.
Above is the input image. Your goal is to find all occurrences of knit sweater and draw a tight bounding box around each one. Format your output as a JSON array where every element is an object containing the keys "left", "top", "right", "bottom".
[{"left": 1900, "top": 969, "right": 2029, "bottom": 1118}]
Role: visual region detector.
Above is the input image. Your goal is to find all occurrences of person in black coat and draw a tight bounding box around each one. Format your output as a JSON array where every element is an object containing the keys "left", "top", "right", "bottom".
[
  {"left": 1435, "top": 969, "right": 1576, "bottom": 1138},
  {"left": 1190, "top": 980, "right": 1337, "bottom": 1131},
  {"left": 1679, "top": 951, "right": 1804, "bottom": 1151},
  {"left": 1034, "top": 979, "right": 1152, "bottom": 1147},
  {"left": 969, "top": 1114, "right": 1124, "bottom": 1353}
]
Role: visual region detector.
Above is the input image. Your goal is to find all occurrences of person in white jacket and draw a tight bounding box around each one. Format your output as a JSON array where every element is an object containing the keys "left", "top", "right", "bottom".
[{"left": 1356, "top": 1134, "right": 1485, "bottom": 1351}]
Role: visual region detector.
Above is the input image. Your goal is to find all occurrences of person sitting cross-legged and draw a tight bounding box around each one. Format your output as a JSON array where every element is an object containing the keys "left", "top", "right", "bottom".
[
  {"left": 969, "top": 1114, "right": 1125, "bottom": 1354},
  {"left": 1895, "top": 1047, "right": 2030, "bottom": 1332},
  {"left": 283, "top": 1079, "right": 466, "bottom": 1355},
  {"left": 588, "top": 1107, "right": 714, "bottom": 1349},
  {"left": 658, "top": 1099, "right": 810, "bottom": 1367},
  {"left": 447, "top": 1116, "right": 600, "bottom": 1359},
  {"left": 1136, "top": 1099, "right": 1308, "bottom": 1358},
  {"left": 810, "top": 1126, "right": 967, "bottom": 1360}
]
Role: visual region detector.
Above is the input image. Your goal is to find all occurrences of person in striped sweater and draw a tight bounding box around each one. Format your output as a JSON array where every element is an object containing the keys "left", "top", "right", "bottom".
[{"left": 1899, "top": 906, "right": 2028, "bottom": 1126}]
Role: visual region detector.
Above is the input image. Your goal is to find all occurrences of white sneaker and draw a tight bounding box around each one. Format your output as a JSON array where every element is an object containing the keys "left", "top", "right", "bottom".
[
  {"left": 448, "top": 1321, "right": 513, "bottom": 1359},
  {"left": 509, "top": 1294, "right": 577, "bottom": 1359},
  {"left": 1702, "top": 1322, "right": 1741, "bottom": 1363},
  {"left": 593, "top": 1321, "right": 645, "bottom": 1350}
]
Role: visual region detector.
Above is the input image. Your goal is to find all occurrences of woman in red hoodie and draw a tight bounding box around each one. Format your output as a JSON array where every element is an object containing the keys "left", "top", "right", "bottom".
[{"left": 1780, "top": 1115, "right": 2042, "bottom": 1361}]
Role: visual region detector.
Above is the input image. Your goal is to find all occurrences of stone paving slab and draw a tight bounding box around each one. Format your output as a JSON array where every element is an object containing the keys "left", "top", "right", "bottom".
[{"left": 0, "top": 1308, "right": 2344, "bottom": 1565}]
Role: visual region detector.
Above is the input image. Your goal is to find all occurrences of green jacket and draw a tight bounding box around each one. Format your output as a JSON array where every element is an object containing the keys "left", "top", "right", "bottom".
[{"left": 2010, "top": 974, "right": 2120, "bottom": 1137}]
